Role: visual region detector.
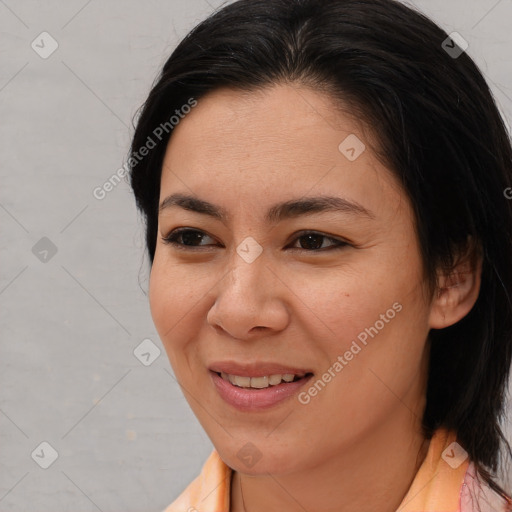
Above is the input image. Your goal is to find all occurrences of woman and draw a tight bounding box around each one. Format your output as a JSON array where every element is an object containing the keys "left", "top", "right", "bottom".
[{"left": 128, "top": 0, "right": 512, "bottom": 510}]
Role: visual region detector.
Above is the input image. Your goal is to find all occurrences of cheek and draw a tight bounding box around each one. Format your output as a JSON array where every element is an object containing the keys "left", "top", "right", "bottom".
[
  {"left": 148, "top": 259, "right": 170, "bottom": 334},
  {"left": 302, "top": 264, "right": 409, "bottom": 339},
  {"left": 304, "top": 250, "right": 428, "bottom": 377},
  {"left": 299, "top": 305, "right": 428, "bottom": 439},
  {"left": 148, "top": 257, "right": 193, "bottom": 365}
]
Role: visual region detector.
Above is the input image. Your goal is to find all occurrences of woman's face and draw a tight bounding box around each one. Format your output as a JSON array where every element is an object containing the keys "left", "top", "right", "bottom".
[{"left": 149, "top": 84, "right": 434, "bottom": 474}]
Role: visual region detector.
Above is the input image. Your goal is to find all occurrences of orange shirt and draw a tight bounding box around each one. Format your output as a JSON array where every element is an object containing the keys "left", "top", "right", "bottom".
[{"left": 163, "top": 428, "right": 512, "bottom": 512}]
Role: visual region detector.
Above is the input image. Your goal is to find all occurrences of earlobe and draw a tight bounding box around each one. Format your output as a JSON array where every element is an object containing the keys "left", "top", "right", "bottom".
[{"left": 428, "top": 246, "right": 483, "bottom": 330}]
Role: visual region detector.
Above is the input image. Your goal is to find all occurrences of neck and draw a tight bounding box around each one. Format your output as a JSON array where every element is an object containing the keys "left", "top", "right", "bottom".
[{"left": 231, "top": 408, "right": 430, "bottom": 512}]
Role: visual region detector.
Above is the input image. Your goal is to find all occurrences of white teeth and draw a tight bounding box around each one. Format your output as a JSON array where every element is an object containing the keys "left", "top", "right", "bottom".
[
  {"left": 233, "top": 375, "right": 251, "bottom": 387},
  {"left": 250, "top": 376, "right": 268, "bottom": 388},
  {"left": 219, "top": 372, "right": 307, "bottom": 388},
  {"left": 268, "top": 374, "right": 282, "bottom": 385}
]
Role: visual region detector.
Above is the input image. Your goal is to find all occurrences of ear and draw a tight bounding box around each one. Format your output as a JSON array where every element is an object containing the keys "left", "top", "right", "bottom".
[{"left": 428, "top": 239, "right": 483, "bottom": 329}]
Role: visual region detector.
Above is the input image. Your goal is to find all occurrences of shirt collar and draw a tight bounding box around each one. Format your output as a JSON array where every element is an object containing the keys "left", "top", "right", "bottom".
[{"left": 165, "top": 427, "right": 469, "bottom": 512}]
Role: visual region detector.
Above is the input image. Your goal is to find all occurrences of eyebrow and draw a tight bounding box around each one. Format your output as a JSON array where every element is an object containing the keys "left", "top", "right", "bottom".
[{"left": 158, "top": 193, "right": 374, "bottom": 223}]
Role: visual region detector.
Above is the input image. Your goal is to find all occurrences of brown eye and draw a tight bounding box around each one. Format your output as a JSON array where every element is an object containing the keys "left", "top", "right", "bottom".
[
  {"left": 162, "top": 229, "right": 218, "bottom": 248},
  {"left": 289, "top": 231, "right": 349, "bottom": 251}
]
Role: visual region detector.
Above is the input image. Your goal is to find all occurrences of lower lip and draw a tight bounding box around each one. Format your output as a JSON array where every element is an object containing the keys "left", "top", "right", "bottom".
[{"left": 210, "top": 371, "right": 313, "bottom": 411}]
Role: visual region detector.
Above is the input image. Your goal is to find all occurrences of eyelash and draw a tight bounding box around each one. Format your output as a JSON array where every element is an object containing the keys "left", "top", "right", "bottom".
[{"left": 161, "top": 228, "right": 349, "bottom": 252}]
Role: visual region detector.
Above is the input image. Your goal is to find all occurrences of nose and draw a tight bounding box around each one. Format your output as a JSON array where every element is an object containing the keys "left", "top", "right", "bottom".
[{"left": 206, "top": 252, "right": 290, "bottom": 341}]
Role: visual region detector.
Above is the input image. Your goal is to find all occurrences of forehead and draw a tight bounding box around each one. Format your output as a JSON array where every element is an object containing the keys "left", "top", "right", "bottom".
[
  {"left": 164, "top": 84, "right": 364, "bottom": 163},
  {"left": 159, "top": 84, "right": 402, "bottom": 219}
]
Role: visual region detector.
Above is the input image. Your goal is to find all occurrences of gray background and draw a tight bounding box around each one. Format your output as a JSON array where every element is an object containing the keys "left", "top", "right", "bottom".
[{"left": 0, "top": 0, "right": 511, "bottom": 511}]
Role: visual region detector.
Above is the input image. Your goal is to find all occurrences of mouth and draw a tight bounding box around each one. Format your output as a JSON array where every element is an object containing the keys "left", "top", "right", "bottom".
[
  {"left": 213, "top": 371, "right": 313, "bottom": 389},
  {"left": 208, "top": 363, "right": 314, "bottom": 410}
]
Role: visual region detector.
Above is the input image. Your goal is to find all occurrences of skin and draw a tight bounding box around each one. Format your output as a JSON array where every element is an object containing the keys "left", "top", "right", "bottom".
[{"left": 149, "top": 84, "right": 482, "bottom": 512}]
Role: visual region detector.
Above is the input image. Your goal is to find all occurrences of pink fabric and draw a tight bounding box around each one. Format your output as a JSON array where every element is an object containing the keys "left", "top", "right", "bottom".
[{"left": 460, "top": 462, "right": 512, "bottom": 512}]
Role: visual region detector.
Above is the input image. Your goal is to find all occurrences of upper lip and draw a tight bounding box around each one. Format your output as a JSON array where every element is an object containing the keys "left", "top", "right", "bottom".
[{"left": 209, "top": 361, "right": 313, "bottom": 378}]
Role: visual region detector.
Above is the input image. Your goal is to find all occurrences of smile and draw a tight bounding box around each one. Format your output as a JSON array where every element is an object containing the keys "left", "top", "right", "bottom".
[
  {"left": 209, "top": 368, "right": 314, "bottom": 411},
  {"left": 218, "top": 371, "right": 307, "bottom": 388}
]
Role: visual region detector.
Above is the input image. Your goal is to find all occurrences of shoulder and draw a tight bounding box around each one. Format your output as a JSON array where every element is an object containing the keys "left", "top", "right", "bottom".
[
  {"left": 161, "top": 450, "right": 232, "bottom": 512},
  {"left": 460, "top": 462, "right": 512, "bottom": 512}
]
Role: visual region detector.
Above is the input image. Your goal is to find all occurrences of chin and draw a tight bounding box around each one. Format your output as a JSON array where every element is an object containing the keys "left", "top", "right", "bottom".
[{"left": 216, "top": 443, "right": 301, "bottom": 475}]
